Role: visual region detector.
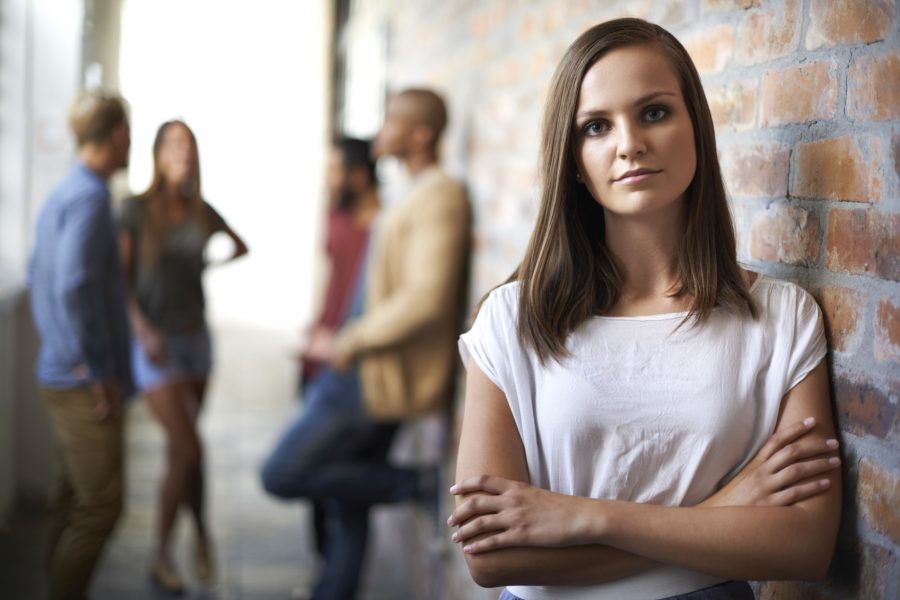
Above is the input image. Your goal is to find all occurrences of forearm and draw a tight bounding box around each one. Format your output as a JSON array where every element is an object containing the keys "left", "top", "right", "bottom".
[
  {"left": 594, "top": 500, "right": 837, "bottom": 580},
  {"left": 464, "top": 543, "right": 656, "bottom": 588},
  {"left": 337, "top": 285, "right": 452, "bottom": 354},
  {"left": 126, "top": 293, "right": 152, "bottom": 335}
]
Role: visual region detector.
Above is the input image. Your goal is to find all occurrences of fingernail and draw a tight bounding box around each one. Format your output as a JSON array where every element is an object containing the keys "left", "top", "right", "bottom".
[
  {"left": 829, "top": 457, "right": 841, "bottom": 465},
  {"left": 826, "top": 439, "right": 839, "bottom": 448},
  {"left": 803, "top": 417, "right": 815, "bottom": 427},
  {"left": 463, "top": 545, "right": 472, "bottom": 553},
  {"left": 449, "top": 485, "right": 458, "bottom": 494},
  {"left": 447, "top": 516, "right": 454, "bottom": 526},
  {"left": 451, "top": 533, "right": 458, "bottom": 542},
  {"left": 819, "top": 479, "right": 830, "bottom": 487}
]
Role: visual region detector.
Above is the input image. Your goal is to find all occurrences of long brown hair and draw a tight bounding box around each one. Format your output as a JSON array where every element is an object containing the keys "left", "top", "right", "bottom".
[
  {"left": 136, "top": 120, "right": 207, "bottom": 265},
  {"left": 514, "top": 18, "right": 755, "bottom": 364}
]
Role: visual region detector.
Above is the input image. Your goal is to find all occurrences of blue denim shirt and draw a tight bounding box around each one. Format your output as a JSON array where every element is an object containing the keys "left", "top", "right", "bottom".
[{"left": 28, "top": 162, "right": 133, "bottom": 395}]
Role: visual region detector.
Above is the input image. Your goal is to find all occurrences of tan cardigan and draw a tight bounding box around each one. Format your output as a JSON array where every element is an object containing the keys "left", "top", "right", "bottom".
[{"left": 335, "top": 165, "right": 471, "bottom": 421}]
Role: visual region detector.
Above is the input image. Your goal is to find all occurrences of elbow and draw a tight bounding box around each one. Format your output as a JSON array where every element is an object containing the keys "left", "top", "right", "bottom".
[
  {"left": 802, "top": 546, "right": 835, "bottom": 581},
  {"left": 465, "top": 559, "right": 500, "bottom": 589},
  {"left": 464, "top": 553, "right": 510, "bottom": 589}
]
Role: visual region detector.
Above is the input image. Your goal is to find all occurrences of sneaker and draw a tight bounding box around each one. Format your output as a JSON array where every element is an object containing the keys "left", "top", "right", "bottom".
[{"left": 150, "top": 559, "right": 186, "bottom": 595}]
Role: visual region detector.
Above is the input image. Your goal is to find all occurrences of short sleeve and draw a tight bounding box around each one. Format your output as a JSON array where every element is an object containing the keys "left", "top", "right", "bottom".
[
  {"left": 785, "top": 287, "right": 827, "bottom": 391},
  {"left": 458, "top": 284, "right": 519, "bottom": 396},
  {"left": 204, "top": 202, "right": 227, "bottom": 233}
]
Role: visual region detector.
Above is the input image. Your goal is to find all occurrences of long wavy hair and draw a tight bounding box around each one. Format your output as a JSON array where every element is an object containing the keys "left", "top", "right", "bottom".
[
  {"left": 135, "top": 120, "right": 207, "bottom": 265},
  {"left": 513, "top": 18, "right": 755, "bottom": 364}
]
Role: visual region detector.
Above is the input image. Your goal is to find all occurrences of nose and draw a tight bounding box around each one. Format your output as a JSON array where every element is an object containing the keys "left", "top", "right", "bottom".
[{"left": 616, "top": 118, "right": 646, "bottom": 159}]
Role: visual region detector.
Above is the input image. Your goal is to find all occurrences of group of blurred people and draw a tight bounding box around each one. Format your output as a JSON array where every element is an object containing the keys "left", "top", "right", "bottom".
[{"left": 28, "top": 85, "right": 469, "bottom": 600}]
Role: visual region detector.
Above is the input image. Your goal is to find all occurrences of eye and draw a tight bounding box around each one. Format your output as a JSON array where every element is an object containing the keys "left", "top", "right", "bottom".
[
  {"left": 581, "top": 120, "right": 610, "bottom": 136},
  {"left": 644, "top": 106, "right": 669, "bottom": 122}
]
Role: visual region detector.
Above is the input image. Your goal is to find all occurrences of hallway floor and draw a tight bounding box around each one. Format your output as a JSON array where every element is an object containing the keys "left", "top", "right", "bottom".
[{"left": 1, "top": 323, "right": 481, "bottom": 599}]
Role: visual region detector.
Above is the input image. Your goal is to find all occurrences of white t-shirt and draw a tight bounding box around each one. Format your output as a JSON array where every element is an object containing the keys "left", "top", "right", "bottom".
[{"left": 458, "top": 275, "right": 827, "bottom": 600}]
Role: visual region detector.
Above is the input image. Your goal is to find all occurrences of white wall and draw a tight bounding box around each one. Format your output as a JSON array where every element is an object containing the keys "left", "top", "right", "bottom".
[
  {"left": 119, "top": 0, "right": 333, "bottom": 334},
  {"left": 0, "top": 0, "right": 85, "bottom": 518}
]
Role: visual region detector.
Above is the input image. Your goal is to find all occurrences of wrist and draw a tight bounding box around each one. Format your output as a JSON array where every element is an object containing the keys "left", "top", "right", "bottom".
[{"left": 572, "top": 496, "right": 610, "bottom": 545}]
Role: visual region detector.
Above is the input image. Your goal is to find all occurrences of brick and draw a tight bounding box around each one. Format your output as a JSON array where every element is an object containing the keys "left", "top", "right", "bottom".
[
  {"left": 858, "top": 457, "right": 900, "bottom": 544},
  {"left": 894, "top": 133, "right": 900, "bottom": 176},
  {"left": 848, "top": 51, "right": 900, "bottom": 122},
  {"left": 817, "top": 286, "right": 865, "bottom": 353},
  {"left": 736, "top": 0, "right": 800, "bottom": 65},
  {"left": 702, "top": 0, "right": 761, "bottom": 11},
  {"left": 806, "top": 0, "right": 895, "bottom": 49},
  {"left": 749, "top": 204, "right": 820, "bottom": 266},
  {"left": 761, "top": 61, "right": 838, "bottom": 126},
  {"left": 652, "top": 0, "right": 694, "bottom": 27},
  {"left": 833, "top": 375, "right": 897, "bottom": 439},
  {"left": 791, "top": 136, "right": 882, "bottom": 203},
  {"left": 875, "top": 299, "right": 900, "bottom": 364},
  {"left": 757, "top": 581, "right": 831, "bottom": 600},
  {"left": 707, "top": 78, "right": 757, "bottom": 132},
  {"left": 826, "top": 209, "right": 900, "bottom": 280},
  {"left": 720, "top": 143, "right": 789, "bottom": 197},
  {"left": 684, "top": 24, "right": 734, "bottom": 74},
  {"left": 858, "top": 539, "right": 895, "bottom": 599}
]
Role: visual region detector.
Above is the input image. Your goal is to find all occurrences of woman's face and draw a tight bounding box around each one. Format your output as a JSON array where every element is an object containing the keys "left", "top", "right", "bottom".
[
  {"left": 157, "top": 123, "right": 195, "bottom": 186},
  {"left": 573, "top": 44, "right": 696, "bottom": 220}
]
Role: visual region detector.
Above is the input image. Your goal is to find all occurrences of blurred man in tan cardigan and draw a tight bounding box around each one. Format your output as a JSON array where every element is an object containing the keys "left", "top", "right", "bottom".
[{"left": 261, "top": 88, "right": 470, "bottom": 600}]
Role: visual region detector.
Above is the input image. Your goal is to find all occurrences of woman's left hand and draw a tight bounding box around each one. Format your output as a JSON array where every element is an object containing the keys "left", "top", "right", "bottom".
[{"left": 448, "top": 475, "right": 593, "bottom": 553}]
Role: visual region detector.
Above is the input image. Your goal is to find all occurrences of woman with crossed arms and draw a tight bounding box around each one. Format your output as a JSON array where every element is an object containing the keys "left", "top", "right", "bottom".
[{"left": 450, "top": 18, "right": 840, "bottom": 600}]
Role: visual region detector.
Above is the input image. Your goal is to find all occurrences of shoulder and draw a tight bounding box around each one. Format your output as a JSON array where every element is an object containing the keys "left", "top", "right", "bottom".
[
  {"left": 476, "top": 281, "right": 521, "bottom": 328},
  {"left": 417, "top": 167, "right": 467, "bottom": 204},
  {"left": 751, "top": 275, "right": 822, "bottom": 323},
  {"left": 58, "top": 166, "right": 108, "bottom": 208}
]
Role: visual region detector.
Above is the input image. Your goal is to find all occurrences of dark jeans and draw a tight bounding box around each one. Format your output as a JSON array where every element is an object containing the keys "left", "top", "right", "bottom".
[
  {"left": 261, "top": 368, "right": 420, "bottom": 600},
  {"left": 499, "top": 581, "right": 754, "bottom": 600}
]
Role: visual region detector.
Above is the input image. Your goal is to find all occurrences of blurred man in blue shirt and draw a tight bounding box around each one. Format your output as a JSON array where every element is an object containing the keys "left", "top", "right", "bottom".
[{"left": 28, "top": 89, "right": 132, "bottom": 600}]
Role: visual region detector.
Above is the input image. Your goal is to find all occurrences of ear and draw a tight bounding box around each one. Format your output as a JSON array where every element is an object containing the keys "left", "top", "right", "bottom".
[{"left": 410, "top": 124, "right": 436, "bottom": 149}]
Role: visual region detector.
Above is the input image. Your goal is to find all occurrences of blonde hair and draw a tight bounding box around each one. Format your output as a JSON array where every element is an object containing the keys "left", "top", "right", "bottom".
[{"left": 68, "top": 89, "right": 128, "bottom": 148}]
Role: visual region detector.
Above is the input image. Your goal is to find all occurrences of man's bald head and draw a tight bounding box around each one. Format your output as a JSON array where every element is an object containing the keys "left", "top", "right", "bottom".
[{"left": 396, "top": 88, "right": 447, "bottom": 145}]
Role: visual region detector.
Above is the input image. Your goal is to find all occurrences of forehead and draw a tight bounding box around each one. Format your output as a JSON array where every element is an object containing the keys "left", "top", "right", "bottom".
[
  {"left": 577, "top": 45, "right": 682, "bottom": 111},
  {"left": 162, "top": 123, "right": 192, "bottom": 143}
]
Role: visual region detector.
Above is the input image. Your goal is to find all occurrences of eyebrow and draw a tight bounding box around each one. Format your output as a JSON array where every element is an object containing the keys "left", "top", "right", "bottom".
[{"left": 575, "top": 91, "right": 678, "bottom": 120}]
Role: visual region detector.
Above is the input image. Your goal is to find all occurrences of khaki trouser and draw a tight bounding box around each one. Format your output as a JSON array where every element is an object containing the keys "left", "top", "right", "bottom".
[{"left": 41, "top": 387, "right": 124, "bottom": 600}]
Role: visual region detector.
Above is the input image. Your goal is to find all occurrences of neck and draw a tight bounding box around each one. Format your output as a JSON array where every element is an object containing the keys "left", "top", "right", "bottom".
[
  {"left": 604, "top": 205, "right": 685, "bottom": 299},
  {"left": 77, "top": 146, "right": 114, "bottom": 181},
  {"left": 403, "top": 147, "right": 438, "bottom": 176}
]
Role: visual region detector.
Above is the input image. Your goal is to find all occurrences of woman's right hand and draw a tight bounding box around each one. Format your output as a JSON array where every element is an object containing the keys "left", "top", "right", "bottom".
[
  {"left": 703, "top": 417, "right": 841, "bottom": 508},
  {"left": 139, "top": 324, "right": 167, "bottom": 365}
]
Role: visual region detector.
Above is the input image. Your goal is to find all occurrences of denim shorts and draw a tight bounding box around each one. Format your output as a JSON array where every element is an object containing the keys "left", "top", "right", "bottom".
[
  {"left": 499, "top": 581, "right": 753, "bottom": 600},
  {"left": 131, "top": 326, "right": 212, "bottom": 392}
]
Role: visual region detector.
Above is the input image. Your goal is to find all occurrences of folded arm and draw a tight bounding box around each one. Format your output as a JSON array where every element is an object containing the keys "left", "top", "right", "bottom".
[
  {"left": 336, "top": 189, "right": 468, "bottom": 358},
  {"left": 453, "top": 359, "right": 840, "bottom": 587}
]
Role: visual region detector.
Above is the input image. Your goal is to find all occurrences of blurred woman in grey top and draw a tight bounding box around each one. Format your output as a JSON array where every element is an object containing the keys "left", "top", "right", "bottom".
[{"left": 118, "top": 120, "right": 248, "bottom": 592}]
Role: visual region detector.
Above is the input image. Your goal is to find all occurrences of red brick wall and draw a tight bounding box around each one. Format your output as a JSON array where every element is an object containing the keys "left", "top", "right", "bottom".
[{"left": 352, "top": 0, "right": 899, "bottom": 597}]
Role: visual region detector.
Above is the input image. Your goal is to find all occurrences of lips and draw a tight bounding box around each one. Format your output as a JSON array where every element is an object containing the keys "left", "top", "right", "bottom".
[{"left": 615, "top": 168, "right": 661, "bottom": 182}]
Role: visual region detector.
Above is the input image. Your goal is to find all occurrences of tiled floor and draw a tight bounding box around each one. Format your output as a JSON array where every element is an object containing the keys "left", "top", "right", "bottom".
[{"left": 1, "top": 323, "right": 490, "bottom": 599}]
